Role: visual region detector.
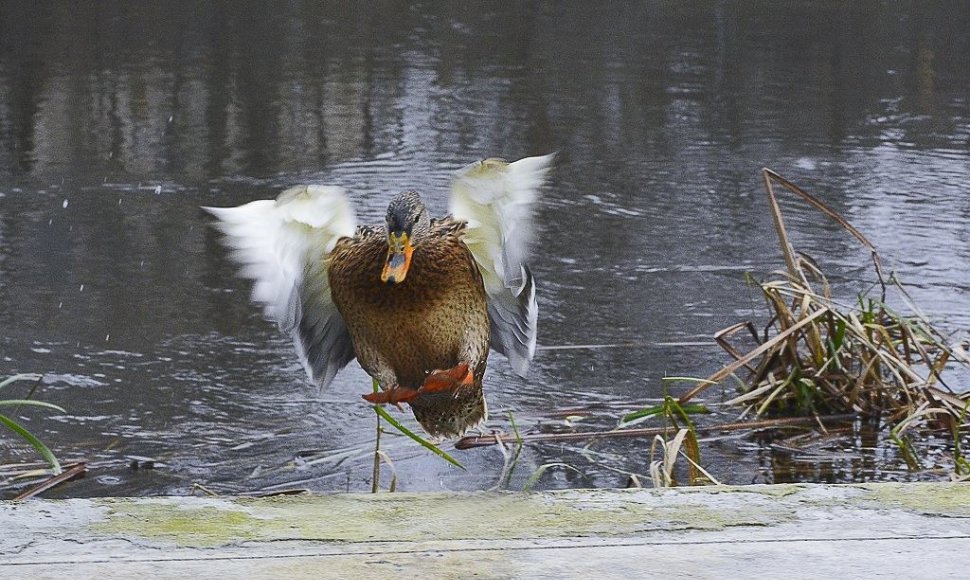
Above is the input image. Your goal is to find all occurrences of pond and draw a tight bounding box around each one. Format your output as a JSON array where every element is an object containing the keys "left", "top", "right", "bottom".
[{"left": 2, "top": 2, "right": 969, "bottom": 496}]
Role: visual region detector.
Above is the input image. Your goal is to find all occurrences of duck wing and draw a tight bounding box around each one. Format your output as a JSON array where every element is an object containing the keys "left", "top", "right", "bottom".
[
  {"left": 204, "top": 185, "right": 358, "bottom": 389},
  {"left": 449, "top": 154, "right": 555, "bottom": 376}
]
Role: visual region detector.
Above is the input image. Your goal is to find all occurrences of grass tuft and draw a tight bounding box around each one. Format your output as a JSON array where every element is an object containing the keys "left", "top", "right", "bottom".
[{"left": 679, "top": 169, "right": 970, "bottom": 474}]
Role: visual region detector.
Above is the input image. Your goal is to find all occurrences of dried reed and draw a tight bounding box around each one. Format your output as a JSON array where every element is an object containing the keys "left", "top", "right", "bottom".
[{"left": 679, "top": 169, "right": 970, "bottom": 472}]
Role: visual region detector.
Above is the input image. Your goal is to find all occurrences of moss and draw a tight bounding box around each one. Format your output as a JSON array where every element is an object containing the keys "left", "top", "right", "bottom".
[
  {"left": 90, "top": 490, "right": 797, "bottom": 548},
  {"left": 90, "top": 500, "right": 267, "bottom": 547},
  {"left": 857, "top": 482, "right": 970, "bottom": 516}
]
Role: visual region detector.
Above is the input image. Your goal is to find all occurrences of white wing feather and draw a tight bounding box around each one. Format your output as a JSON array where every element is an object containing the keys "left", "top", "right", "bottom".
[
  {"left": 449, "top": 154, "right": 554, "bottom": 375},
  {"left": 204, "top": 185, "right": 358, "bottom": 388}
]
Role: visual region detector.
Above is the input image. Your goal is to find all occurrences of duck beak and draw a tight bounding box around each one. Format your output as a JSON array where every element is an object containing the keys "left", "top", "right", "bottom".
[{"left": 381, "top": 232, "right": 413, "bottom": 284}]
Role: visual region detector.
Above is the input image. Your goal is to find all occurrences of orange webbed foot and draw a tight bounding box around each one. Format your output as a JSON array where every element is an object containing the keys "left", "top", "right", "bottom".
[
  {"left": 361, "top": 364, "right": 475, "bottom": 409},
  {"left": 362, "top": 385, "right": 421, "bottom": 406},
  {"left": 419, "top": 362, "right": 474, "bottom": 395}
]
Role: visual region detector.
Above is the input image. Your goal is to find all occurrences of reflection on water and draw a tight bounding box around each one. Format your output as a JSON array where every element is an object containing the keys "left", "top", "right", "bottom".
[{"left": 1, "top": 2, "right": 969, "bottom": 496}]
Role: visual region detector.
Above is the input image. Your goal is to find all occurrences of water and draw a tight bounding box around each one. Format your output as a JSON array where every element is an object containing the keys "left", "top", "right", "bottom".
[{"left": 1, "top": 2, "right": 969, "bottom": 496}]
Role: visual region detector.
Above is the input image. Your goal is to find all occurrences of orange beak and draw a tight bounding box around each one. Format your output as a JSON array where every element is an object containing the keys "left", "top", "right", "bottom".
[{"left": 381, "top": 232, "right": 413, "bottom": 284}]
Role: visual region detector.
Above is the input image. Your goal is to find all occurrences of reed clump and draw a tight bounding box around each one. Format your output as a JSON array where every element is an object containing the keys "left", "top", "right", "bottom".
[
  {"left": 457, "top": 169, "right": 969, "bottom": 483},
  {"left": 679, "top": 170, "right": 970, "bottom": 472}
]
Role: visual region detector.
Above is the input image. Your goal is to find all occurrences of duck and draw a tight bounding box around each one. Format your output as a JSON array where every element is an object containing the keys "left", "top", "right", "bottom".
[{"left": 205, "top": 154, "right": 554, "bottom": 438}]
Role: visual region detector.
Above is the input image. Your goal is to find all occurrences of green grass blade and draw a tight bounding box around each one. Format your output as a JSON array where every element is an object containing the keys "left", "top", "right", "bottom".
[
  {"left": 621, "top": 401, "right": 709, "bottom": 427},
  {"left": 666, "top": 396, "right": 704, "bottom": 431},
  {"left": 522, "top": 462, "right": 582, "bottom": 491},
  {"left": 498, "top": 411, "right": 525, "bottom": 490},
  {"left": 833, "top": 318, "right": 846, "bottom": 351},
  {"left": 508, "top": 411, "right": 522, "bottom": 443},
  {"left": 0, "top": 374, "right": 42, "bottom": 390},
  {"left": 0, "top": 400, "right": 66, "bottom": 412},
  {"left": 0, "top": 414, "right": 62, "bottom": 474},
  {"left": 373, "top": 405, "right": 465, "bottom": 470},
  {"left": 660, "top": 377, "right": 719, "bottom": 385},
  {"left": 677, "top": 403, "right": 711, "bottom": 415},
  {"left": 620, "top": 405, "right": 666, "bottom": 425}
]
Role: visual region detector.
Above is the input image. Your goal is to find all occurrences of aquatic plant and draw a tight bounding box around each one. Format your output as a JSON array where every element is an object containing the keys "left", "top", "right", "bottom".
[
  {"left": 0, "top": 374, "right": 63, "bottom": 474},
  {"left": 458, "top": 169, "right": 969, "bottom": 484},
  {"left": 369, "top": 378, "right": 463, "bottom": 493},
  {"left": 679, "top": 169, "right": 970, "bottom": 474},
  {"left": 621, "top": 387, "right": 713, "bottom": 486}
]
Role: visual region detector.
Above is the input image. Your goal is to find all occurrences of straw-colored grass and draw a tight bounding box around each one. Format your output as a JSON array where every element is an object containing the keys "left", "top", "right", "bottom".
[
  {"left": 457, "top": 169, "right": 970, "bottom": 483},
  {"left": 679, "top": 169, "right": 970, "bottom": 474}
]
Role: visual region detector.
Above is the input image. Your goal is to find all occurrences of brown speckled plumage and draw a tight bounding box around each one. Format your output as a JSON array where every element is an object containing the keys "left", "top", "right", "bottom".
[
  {"left": 208, "top": 156, "right": 551, "bottom": 441},
  {"left": 328, "top": 217, "right": 490, "bottom": 438}
]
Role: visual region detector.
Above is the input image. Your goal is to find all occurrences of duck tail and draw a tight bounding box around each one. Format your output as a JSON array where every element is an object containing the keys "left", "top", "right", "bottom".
[{"left": 410, "top": 385, "right": 487, "bottom": 440}]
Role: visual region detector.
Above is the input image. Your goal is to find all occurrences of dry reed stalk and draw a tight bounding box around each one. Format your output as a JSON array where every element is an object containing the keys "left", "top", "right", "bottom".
[{"left": 677, "top": 169, "right": 968, "bottom": 470}]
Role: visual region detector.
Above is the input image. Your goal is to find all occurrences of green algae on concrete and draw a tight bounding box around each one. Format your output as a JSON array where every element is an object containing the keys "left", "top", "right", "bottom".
[
  {"left": 92, "top": 501, "right": 266, "bottom": 547},
  {"left": 8, "top": 482, "right": 970, "bottom": 579},
  {"left": 85, "top": 483, "right": 970, "bottom": 550},
  {"left": 857, "top": 482, "right": 970, "bottom": 517},
  {"left": 90, "top": 488, "right": 798, "bottom": 548}
]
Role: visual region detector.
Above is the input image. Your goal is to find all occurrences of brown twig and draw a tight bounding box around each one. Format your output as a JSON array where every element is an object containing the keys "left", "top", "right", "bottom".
[
  {"left": 455, "top": 414, "right": 856, "bottom": 450},
  {"left": 13, "top": 462, "right": 87, "bottom": 500}
]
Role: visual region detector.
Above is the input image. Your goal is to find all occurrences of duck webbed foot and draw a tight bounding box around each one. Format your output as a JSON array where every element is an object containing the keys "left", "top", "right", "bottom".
[
  {"left": 418, "top": 362, "right": 474, "bottom": 395},
  {"left": 362, "top": 385, "right": 421, "bottom": 406},
  {"left": 361, "top": 363, "right": 474, "bottom": 408}
]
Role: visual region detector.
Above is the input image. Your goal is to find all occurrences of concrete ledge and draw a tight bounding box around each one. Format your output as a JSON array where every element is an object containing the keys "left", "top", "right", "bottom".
[{"left": 3, "top": 483, "right": 969, "bottom": 578}]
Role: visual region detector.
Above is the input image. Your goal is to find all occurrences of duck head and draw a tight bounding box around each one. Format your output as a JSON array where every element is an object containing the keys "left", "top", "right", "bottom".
[{"left": 381, "top": 190, "right": 430, "bottom": 284}]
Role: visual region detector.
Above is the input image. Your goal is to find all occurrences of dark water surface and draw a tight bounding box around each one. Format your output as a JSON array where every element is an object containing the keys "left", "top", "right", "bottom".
[{"left": 1, "top": 2, "right": 969, "bottom": 496}]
